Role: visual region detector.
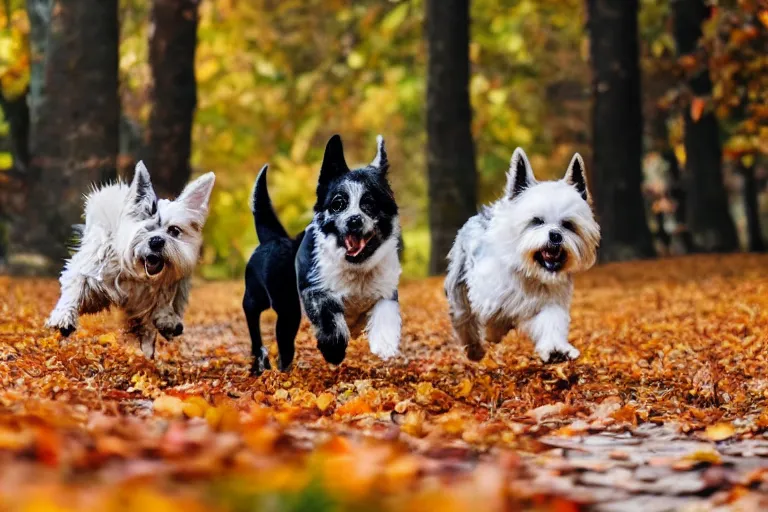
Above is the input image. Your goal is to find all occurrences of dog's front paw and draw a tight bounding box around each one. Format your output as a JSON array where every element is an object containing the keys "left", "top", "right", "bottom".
[
  {"left": 250, "top": 346, "right": 272, "bottom": 376},
  {"left": 367, "top": 300, "right": 401, "bottom": 360},
  {"left": 46, "top": 309, "right": 78, "bottom": 337},
  {"left": 140, "top": 333, "right": 157, "bottom": 359},
  {"left": 317, "top": 331, "right": 348, "bottom": 365},
  {"left": 536, "top": 341, "right": 580, "bottom": 363},
  {"left": 155, "top": 315, "right": 184, "bottom": 341}
]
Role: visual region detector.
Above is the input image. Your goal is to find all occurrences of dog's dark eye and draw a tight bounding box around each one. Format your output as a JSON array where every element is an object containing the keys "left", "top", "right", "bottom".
[
  {"left": 530, "top": 217, "right": 545, "bottom": 227},
  {"left": 562, "top": 220, "right": 576, "bottom": 232},
  {"left": 167, "top": 225, "right": 182, "bottom": 238},
  {"left": 329, "top": 196, "right": 347, "bottom": 213},
  {"left": 150, "top": 200, "right": 157, "bottom": 216},
  {"left": 360, "top": 193, "right": 376, "bottom": 215}
]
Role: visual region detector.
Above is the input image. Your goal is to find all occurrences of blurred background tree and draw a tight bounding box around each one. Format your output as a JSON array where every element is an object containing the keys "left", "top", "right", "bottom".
[
  {"left": 0, "top": 0, "right": 765, "bottom": 277},
  {"left": 425, "top": 0, "right": 477, "bottom": 275}
]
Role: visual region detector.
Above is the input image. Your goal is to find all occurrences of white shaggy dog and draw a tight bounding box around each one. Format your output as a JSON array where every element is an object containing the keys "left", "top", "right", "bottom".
[
  {"left": 445, "top": 148, "right": 600, "bottom": 363},
  {"left": 46, "top": 161, "right": 215, "bottom": 359}
]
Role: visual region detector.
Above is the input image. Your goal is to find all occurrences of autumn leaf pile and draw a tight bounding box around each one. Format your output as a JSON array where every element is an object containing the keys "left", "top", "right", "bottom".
[{"left": 1, "top": 254, "right": 768, "bottom": 511}]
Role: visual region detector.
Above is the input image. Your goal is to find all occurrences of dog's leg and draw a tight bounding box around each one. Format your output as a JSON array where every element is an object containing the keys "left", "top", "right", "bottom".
[
  {"left": 302, "top": 288, "right": 349, "bottom": 365},
  {"left": 272, "top": 293, "right": 301, "bottom": 373},
  {"left": 243, "top": 287, "right": 271, "bottom": 376},
  {"left": 172, "top": 277, "right": 191, "bottom": 318},
  {"left": 445, "top": 279, "right": 486, "bottom": 361},
  {"left": 46, "top": 268, "right": 87, "bottom": 336},
  {"left": 274, "top": 305, "right": 300, "bottom": 372},
  {"left": 129, "top": 318, "right": 158, "bottom": 359},
  {"left": 152, "top": 285, "right": 184, "bottom": 341},
  {"left": 523, "top": 305, "right": 579, "bottom": 363},
  {"left": 366, "top": 296, "right": 401, "bottom": 360}
]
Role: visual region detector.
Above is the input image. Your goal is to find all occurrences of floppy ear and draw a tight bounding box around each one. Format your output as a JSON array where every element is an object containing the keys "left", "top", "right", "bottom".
[
  {"left": 177, "top": 172, "right": 216, "bottom": 218},
  {"left": 128, "top": 161, "right": 158, "bottom": 216},
  {"left": 369, "top": 134, "right": 389, "bottom": 174},
  {"left": 505, "top": 148, "right": 536, "bottom": 199},
  {"left": 564, "top": 153, "right": 589, "bottom": 202},
  {"left": 319, "top": 134, "right": 349, "bottom": 186}
]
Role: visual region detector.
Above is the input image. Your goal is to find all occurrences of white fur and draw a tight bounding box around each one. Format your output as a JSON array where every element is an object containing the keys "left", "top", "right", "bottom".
[
  {"left": 445, "top": 148, "right": 600, "bottom": 362},
  {"left": 46, "top": 162, "right": 215, "bottom": 359},
  {"left": 370, "top": 134, "right": 385, "bottom": 168},
  {"left": 366, "top": 299, "right": 401, "bottom": 359}
]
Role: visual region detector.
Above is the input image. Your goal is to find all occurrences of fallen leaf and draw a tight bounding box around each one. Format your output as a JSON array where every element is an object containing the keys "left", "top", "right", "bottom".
[{"left": 704, "top": 422, "right": 735, "bottom": 442}]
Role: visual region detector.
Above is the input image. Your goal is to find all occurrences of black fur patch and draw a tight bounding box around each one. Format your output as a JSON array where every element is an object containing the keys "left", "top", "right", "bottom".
[
  {"left": 511, "top": 155, "right": 531, "bottom": 197},
  {"left": 569, "top": 159, "right": 588, "bottom": 201}
]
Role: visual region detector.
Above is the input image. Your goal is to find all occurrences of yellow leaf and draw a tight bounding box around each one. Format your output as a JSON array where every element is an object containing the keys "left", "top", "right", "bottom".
[
  {"left": 316, "top": 392, "right": 335, "bottom": 412},
  {"left": 347, "top": 51, "right": 364, "bottom": 70},
  {"left": 685, "top": 449, "right": 722, "bottom": 464},
  {"left": 704, "top": 422, "right": 735, "bottom": 442},
  {"left": 741, "top": 154, "right": 755, "bottom": 168},
  {"left": 381, "top": 3, "right": 408, "bottom": 33},
  {"left": 153, "top": 395, "right": 184, "bottom": 418},
  {"left": 455, "top": 378, "right": 473, "bottom": 398},
  {"left": 182, "top": 396, "right": 209, "bottom": 418},
  {"left": 97, "top": 333, "right": 117, "bottom": 346}
]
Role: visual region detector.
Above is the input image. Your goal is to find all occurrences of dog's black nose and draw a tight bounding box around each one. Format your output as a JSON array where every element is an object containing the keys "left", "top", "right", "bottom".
[
  {"left": 149, "top": 236, "right": 165, "bottom": 251},
  {"left": 549, "top": 231, "right": 563, "bottom": 244},
  {"left": 347, "top": 215, "right": 363, "bottom": 231}
]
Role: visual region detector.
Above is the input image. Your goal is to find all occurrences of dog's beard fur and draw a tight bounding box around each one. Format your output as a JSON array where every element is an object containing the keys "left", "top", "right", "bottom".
[
  {"left": 46, "top": 161, "right": 215, "bottom": 359},
  {"left": 445, "top": 148, "right": 600, "bottom": 363}
]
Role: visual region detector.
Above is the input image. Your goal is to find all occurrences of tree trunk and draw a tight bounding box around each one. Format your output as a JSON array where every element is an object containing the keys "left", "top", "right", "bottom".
[
  {"left": 671, "top": 0, "right": 739, "bottom": 252},
  {"left": 663, "top": 148, "right": 695, "bottom": 252},
  {"left": 740, "top": 163, "right": 764, "bottom": 252},
  {"left": 425, "top": 0, "right": 477, "bottom": 275},
  {"left": 26, "top": 0, "right": 50, "bottom": 136},
  {"left": 9, "top": 0, "right": 119, "bottom": 274},
  {"left": 147, "top": 0, "right": 199, "bottom": 198},
  {"left": 587, "top": 0, "right": 655, "bottom": 262}
]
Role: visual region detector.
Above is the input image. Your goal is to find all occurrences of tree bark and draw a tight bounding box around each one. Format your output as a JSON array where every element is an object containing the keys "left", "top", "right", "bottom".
[
  {"left": 9, "top": 0, "right": 119, "bottom": 273},
  {"left": 147, "top": 0, "right": 199, "bottom": 198},
  {"left": 426, "top": 0, "right": 477, "bottom": 275},
  {"left": 671, "top": 0, "right": 738, "bottom": 252},
  {"left": 587, "top": 0, "right": 655, "bottom": 262},
  {"left": 740, "top": 163, "right": 764, "bottom": 252}
]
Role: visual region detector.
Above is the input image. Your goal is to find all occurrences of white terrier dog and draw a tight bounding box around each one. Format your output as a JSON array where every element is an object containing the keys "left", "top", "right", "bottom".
[
  {"left": 445, "top": 148, "right": 600, "bottom": 363},
  {"left": 46, "top": 161, "right": 215, "bottom": 359}
]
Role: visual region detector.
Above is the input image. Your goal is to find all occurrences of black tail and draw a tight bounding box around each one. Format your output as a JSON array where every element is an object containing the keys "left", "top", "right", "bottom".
[{"left": 252, "top": 165, "right": 289, "bottom": 244}]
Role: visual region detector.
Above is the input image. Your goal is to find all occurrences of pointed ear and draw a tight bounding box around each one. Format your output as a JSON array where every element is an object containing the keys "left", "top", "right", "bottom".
[
  {"left": 369, "top": 134, "right": 389, "bottom": 173},
  {"left": 128, "top": 161, "right": 157, "bottom": 216},
  {"left": 178, "top": 172, "right": 216, "bottom": 217},
  {"left": 564, "top": 153, "right": 589, "bottom": 202},
  {"left": 505, "top": 148, "right": 536, "bottom": 199},
  {"left": 319, "top": 134, "right": 349, "bottom": 185}
]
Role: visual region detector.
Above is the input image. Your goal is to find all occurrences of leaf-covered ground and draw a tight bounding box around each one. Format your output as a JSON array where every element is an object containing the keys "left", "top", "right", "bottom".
[{"left": 1, "top": 255, "right": 768, "bottom": 511}]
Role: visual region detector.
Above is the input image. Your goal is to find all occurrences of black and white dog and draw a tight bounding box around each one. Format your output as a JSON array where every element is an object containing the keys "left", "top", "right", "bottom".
[{"left": 243, "top": 134, "right": 402, "bottom": 375}]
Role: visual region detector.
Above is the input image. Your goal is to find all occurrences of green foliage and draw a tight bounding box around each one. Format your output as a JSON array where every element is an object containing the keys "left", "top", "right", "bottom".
[{"left": 209, "top": 476, "right": 381, "bottom": 512}]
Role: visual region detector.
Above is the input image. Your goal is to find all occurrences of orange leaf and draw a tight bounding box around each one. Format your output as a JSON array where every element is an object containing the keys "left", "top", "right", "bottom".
[
  {"left": 335, "top": 396, "right": 372, "bottom": 417},
  {"left": 691, "top": 97, "right": 706, "bottom": 122},
  {"left": 759, "top": 10, "right": 768, "bottom": 29}
]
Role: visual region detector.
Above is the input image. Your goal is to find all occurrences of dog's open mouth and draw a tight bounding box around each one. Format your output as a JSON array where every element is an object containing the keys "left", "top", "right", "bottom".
[
  {"left": 144, "top": 254, "right": 165, "bottom": 276},
  {"left": 534, "top": 246, "right": 567, "bottom": 272},
  {"left": 344, "top": 233, "right": 374, "bottom": 258}
]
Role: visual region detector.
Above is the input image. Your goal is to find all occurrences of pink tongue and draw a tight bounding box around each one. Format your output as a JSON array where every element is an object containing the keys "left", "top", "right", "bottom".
[{"left": 345, "top": 235, "right": 367, "bottom": 257}]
